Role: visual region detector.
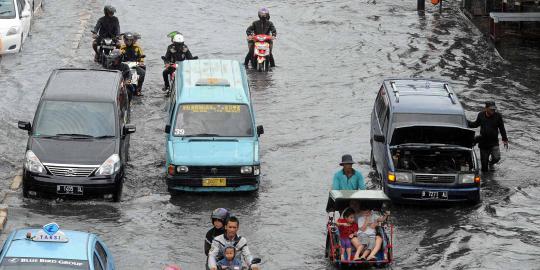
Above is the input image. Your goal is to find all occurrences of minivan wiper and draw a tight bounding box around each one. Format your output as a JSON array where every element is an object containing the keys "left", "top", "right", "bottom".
[
  {"left": 94, "top": 135, "right": 116, "bottom": 139},
  {"left": 55, "top": 133, "right": 94, "bottom": 138},
  {"left": 182, "top": 133, "right": 220, "bottom": 137}
]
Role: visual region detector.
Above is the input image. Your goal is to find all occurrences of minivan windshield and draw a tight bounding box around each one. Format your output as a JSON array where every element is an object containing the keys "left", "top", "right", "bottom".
[
  {"left": 0, "top": 0, "right": 16, "bottom": 19},
  {"left": 174, "top": 103, "right": 253, "bottom": 137},
  {"left": 34, "top": 101, "right": 116, "bottom": 138},
  {"left": 392, "top": 113, "right": 465, "bottom": 127}
]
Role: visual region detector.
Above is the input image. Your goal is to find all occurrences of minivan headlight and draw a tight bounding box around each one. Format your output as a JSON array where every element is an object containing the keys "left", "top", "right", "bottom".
[
  {"left": 395, "top": 172, "right": 412, "bottom": 183},
  {"left": 6, "top": 27, "right": 18, "bottom": 36},
  {"left": 460, "top": 174, "right": 475, "bottom": 184},
  {"left": 96, "top": 154, "right": 121, "bottom": 176},
  {"left": 176, "top": 165, "right": 189, "bottom": 173},
  {"left": 240, "top": 166, "right": 253, "bottom": 174},
  {"left": 25, "top": 150, "right": 45, "bottom": 174}
]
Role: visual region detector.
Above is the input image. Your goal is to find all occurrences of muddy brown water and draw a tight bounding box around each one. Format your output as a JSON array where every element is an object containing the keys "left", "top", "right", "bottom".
[{"left": 1, "top": 0, "right": 539, "bottom": 269}]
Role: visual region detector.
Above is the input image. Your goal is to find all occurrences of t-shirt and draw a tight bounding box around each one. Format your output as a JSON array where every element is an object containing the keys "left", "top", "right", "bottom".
[
  {"left": 356, "top": 211, "right": 379, "bottom": 236},
  {"left": 337, "top": 218, "right": 359, "bottom": 239}
]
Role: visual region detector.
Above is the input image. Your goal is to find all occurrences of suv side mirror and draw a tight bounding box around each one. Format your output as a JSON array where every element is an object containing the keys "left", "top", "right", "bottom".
[
  {"left": 165, "top": 124, "right": 171, "bottom": 134},
  {"left": 18, "top": 121, "right": 31, "bottom": 132},
  {"left": 373, "top": 134, "right": 385, "bottom": 143},
  {"left": 256, "top": 125, "right": 264, "bottom": 137},
  {"left": 123, "top": 124, "right": 136, "bottom": 135}
]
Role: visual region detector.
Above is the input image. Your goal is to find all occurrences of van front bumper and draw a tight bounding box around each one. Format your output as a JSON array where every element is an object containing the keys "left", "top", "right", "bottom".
[
  {"left": 166, "top": 175, "right": 259, "bottom": 192},
  {"left": 23, "top": 170, "right": 122, "bottom": 198},
  {"left": 386, "top": 183, "right": 480, "bottom": 203}
]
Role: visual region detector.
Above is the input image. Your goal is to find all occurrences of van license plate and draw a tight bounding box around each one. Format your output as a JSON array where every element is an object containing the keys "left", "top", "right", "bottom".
[
  {"left": 202, "top": 178, "right": 227, "bottom": 187},
  {"left": 421, "top": 191, "right": 448, "bottom": 200},
  {"left": 57, "top": 185, "right": 83, "bottom": 195}
]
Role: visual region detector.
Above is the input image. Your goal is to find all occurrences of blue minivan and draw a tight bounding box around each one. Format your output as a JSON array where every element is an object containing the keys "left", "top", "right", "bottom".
[{"left": 165, "top": 59, "right": 264, "bottom": 192}]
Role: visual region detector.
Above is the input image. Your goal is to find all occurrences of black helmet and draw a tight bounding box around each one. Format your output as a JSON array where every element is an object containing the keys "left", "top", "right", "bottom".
[
  {"left": 123, "top": 32, "right": 135, "bottom": 44},
  {"left": 104, "top": 5, "right": 116, "bottom": 16},
  {"left": 211, "top": 208, "right": 230, "bottom": 222}
]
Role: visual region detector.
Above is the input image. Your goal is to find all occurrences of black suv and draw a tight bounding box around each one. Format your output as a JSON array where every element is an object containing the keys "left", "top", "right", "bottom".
[
  {"left": 370, "top": 79, "right": 480, "bottom": 203},
  {"left": 18, "top": 68, "right": 135, "bottom": 202}
]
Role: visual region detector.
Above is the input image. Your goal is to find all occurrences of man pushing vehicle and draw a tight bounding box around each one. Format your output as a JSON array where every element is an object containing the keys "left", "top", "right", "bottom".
[{"left": 208, "top": 216, "right": 260, "bottom": 270}]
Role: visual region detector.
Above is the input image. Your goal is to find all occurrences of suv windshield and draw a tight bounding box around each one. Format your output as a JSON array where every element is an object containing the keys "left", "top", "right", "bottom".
[
  {"left": 34, "top": 101, "right": 116, "bottom": 138},
  {"left": 174, "top": 104, "right": 253, "bottom": 137},
  {"left": 392, "top": 113, "right": 464, "bottom": 127},
  {"left": 0, "top": 257, "right": 89, "bottom": 269},
  {"left": 0, "top": 0, "right": 16, "bottom": 19}
]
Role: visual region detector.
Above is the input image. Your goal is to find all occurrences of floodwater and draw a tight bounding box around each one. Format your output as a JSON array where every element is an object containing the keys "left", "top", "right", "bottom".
[{"left": 1, "top": 0, "right": 539, "bottom": 269}]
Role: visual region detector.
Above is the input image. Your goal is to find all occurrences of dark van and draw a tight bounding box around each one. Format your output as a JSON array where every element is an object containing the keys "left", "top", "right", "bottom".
[
  {"left": 370, "top": 79, "right": 480, "bottom": 203},
  {"left": 18, "top": 68, "right": 135, "bottom": 202}
]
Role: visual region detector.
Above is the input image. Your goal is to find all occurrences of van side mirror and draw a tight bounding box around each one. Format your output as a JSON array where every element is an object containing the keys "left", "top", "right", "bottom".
[
  {"left": 165, "top": 124, "right": 171, "bottom": 134},
  {"left": 123, "top": 124, "right": 136, "bottom": 135},
  {"left": 256, "top": 125, "right": 264, "bottom": 137},
  {"left": 18, "top": 121, "right": 31, "bottom": 132},
  {"left": 251, "top": 258, "right": 261, "bottom": 264},
  {"left": 373, "top": 134, "right": 385, "bottom": 143}
]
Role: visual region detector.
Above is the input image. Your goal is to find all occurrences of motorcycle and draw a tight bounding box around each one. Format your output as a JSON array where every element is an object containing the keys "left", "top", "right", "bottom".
[
  {"left": 249, "top": 34, "right": 273, "bottom": 72},
  {"left": 123, "top": 56, "right": 145, "bottom": 100},
  {"left": 161, "top": 56, "right": 177, "bottom": 97},
  {"left": 91, "top": 30, "right": 118, "bottom": 68},
  {"left": 216, "top": 258, "right": 261, "bottom": 270}
]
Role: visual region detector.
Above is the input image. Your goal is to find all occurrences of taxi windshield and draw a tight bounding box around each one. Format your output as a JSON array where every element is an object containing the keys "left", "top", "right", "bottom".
[
  {"left": 0, "top": 0, "right": 16, "bottom": 19},
  {"left": 174, "top": 103, "right": 253, "bottom": 137},
  {"left": 0, "top": 257, "right": 89, "bottom": 269},
  {"left": 33, "top": 101, "right": 116, "bottom": 138}
]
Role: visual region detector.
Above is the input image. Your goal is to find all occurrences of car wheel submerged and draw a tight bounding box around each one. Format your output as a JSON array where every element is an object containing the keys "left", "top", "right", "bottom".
[
  {"left": 22, "top": 185, "right": 30, "bottom": 198},
  {"left": 112, "top": 183, "right": 123, "bottom": 202}
]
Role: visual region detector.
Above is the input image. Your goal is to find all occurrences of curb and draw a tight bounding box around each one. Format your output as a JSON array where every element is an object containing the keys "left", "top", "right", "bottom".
[
  {"left": 0, "top": 206, "right": 7, "bottom": 232},
  {"left": 1, "top": 170, "right": 22, "bottom": 232}
]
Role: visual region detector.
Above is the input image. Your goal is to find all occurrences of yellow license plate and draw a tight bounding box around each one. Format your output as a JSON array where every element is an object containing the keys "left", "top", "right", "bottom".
[{"left": 202, "top": 178, "right": 227, "bottom": 187}]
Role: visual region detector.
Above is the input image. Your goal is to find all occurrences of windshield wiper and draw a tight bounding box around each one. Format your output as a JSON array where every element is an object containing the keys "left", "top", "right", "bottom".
[
  {"left": 55, "top": 133, "right": 94, "bottom": 138},
  {"left": 94, "top": 135, "right": 115, "bottom": 139},
  {"left": 182, "top": 133, "right": 220, "bottom": 137}
]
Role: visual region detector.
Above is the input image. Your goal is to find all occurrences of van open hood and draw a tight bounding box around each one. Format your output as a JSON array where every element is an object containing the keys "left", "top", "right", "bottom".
[{"left": 390, "top": 125, "right": 475, "bottom": 148}]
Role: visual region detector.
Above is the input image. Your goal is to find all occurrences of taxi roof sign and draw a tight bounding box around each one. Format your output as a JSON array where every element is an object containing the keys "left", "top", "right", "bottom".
[
  {"left": 32, "top": 223, "right": 69, "bottom": 243},
  {"left": 195, "top": 78, "right": 230, "bottom": 87}
]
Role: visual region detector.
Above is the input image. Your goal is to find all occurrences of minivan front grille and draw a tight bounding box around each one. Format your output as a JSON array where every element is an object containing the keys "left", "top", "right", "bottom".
[
  {"left": 43, "top": 163, "right": 99, "bottom": 177},
  {"left": 415, "top": 174, "right": 456, "bottom": 184},
  {"left": 185, "top": 166, "right": 242, "bottom": 177}
]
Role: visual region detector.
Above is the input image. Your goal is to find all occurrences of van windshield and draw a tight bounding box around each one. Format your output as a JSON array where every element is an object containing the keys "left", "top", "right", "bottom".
[
  {"left": 174, "top": 104, "right": 253, "bottom": 137},
  {"left": 392, "top": 113, "right": 464, "bottom": 127},
  {"left": 34, "top": 101, "right": 116, "bottom": 138},
  {"left": 0, "top": 0, "right": 16, "bottom": 19}
]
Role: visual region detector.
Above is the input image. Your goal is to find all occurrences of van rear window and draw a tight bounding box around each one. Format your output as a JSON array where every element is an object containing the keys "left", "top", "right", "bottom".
[{"left": 174, "top": 104, "right": 253, "bottom": 137}]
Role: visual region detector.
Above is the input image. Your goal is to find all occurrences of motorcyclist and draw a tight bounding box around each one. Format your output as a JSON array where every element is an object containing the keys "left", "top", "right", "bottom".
[
  {"left": 120, "top": 32, "right": 145, "bottom": 96},
  {"left": 244, "top": 7, "right": 277, "bottom": 68},
  {"left": 108, "top": 49, "right": 133, "bottom": 95},
  {"left": 162, "top": 33, "right": 196, "bottom": 91},
  {"left": 208, "top": 216, "right": 259, "bottom": 270},
  {"left": 205, "top": 208, "right": 231, "bottom": 256},
  {"left": 92, "top": 5, "right": 120, "bottom": 62}
]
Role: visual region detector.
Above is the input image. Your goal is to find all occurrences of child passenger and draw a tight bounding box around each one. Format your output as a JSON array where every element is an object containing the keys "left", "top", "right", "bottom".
[
  {"left": 349, "top": 201, "right": 390, "bottom": 261},
  {"left": 217, "top": 245, "right": 243, "bottom": 269},
  {"left": 336, "top": 208, "right": 359, "bottom": 261}
]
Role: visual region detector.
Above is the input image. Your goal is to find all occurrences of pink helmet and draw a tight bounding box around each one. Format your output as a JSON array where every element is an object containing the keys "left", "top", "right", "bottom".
[
  {"left": 258, "top": 7, "right": 270, "bottom": 20},
  {"left": 164, "top": 265, "right": 182, "bottom": 270}
]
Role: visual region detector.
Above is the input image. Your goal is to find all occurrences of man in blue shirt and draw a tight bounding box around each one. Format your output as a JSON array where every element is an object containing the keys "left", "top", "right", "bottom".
[{"left": 332, "top": 154, "right": 366, "bottom": 190}]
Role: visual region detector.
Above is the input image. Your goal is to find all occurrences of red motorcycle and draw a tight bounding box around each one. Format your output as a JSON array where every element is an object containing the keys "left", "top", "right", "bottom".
[{"left": 249, "top": 34, "right": 273, "bottom": 72}]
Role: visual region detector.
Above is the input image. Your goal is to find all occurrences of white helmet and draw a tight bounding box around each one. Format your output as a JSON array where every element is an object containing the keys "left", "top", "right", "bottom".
[{"left": 172, "top": 34, "right": 184, "bottom": 43}]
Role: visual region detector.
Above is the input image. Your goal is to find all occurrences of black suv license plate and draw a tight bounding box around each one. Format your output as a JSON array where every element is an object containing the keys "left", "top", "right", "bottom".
[
  {"left": 421, "top": 190, "right": 448, "bottom": 200},
  {"left": 57, "top": 185, "right": 83, "bottom": 195}
]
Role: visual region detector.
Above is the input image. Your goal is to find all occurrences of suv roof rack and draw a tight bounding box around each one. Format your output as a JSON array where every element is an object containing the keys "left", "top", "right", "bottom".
[{"left": 389, "top": 80, "right": 456, "bottom": 104}]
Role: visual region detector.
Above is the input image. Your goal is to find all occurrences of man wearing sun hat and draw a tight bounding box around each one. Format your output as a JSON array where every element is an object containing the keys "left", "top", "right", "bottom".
[
  {"left": 332, "top": 154, "right": 366, "bottom": 190},
  {"left": 468, "top": 101, "right": 508, "bottom": 172}
]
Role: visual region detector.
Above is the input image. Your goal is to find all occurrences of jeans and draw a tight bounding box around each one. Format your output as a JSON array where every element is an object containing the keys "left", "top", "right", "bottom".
[{"left": 480, "top": 145, "right": 501, "bottom": 172}]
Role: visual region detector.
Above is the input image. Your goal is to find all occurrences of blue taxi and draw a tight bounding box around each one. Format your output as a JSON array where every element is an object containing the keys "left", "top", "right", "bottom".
[
  {"left": 164, "top": 59, "right": 264, "bottom": 192},
  {"left": 0, "top": 223, "right": 116, "bottom": 269}
]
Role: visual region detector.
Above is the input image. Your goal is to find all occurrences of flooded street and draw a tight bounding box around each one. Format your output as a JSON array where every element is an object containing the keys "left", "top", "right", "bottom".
[{"left": 1, "top": 0, "right": 540, "bottom": 269}]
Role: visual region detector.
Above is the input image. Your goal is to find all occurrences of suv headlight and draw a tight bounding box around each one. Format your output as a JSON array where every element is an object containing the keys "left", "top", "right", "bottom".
[
  {"left": 25, "top": 150, "right": 45, "bottom": 174},
  {"left": 460, "top": 174, "right": 475, "bottom": 184},
  {"left": 6, "top": 27, "right": 18, "bottom": 36},
  {"left": 395, "top": 172, "right": 412, "bottom": 183},
  {"left": 96, "top": 154, "right": 121, "bottom": 176},
  {"left": 240, "top": 166, "right": 253, "bottom": 174}
]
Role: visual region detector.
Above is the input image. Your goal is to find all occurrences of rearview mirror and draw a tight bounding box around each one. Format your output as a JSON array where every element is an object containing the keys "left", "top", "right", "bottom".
[
  {"left": 165, "top": 124, "right": 171, "bottom": 134},
  {"left": 18, "top": 121, "right": 31, "bottom": 132},
  {"left": 251, "top": 258, "right": 261, "bottom": 264},
  {"left": 373, "top": 134, "right": 385, "bottom": 143},
  {"left": 140, "top": 55, "right": 146, "bottom": 58},
  {"left": 123, "top": 124, "right": 136, "bottom": 135},
  {"left": 256, "top": 125, "right": 264, "bottom": 137}
]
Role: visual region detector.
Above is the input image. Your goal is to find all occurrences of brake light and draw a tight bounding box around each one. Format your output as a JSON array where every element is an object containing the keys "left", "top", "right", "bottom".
[
  {"left": 168, "top": 165, "right": 175, "bottom": 175},
  {"left": 474, "top": 176, "right": 481, "bottom": 183},
  {"left": 388, "top": 172, "right": 395, "bottom": 182}
]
